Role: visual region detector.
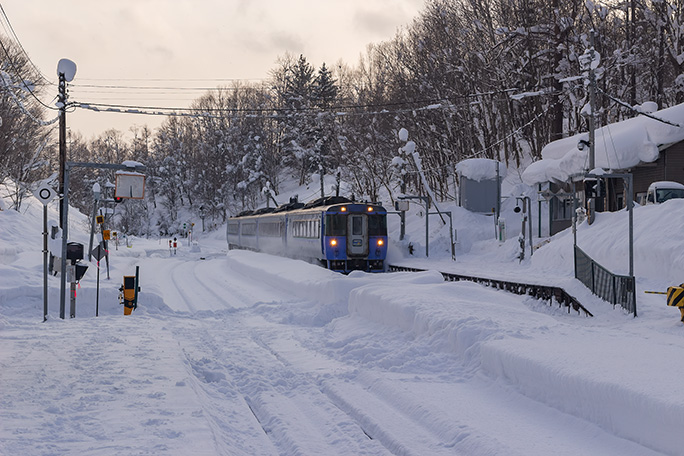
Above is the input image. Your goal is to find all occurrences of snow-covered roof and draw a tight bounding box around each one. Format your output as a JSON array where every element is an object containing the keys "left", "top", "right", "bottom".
[
  {"left": 456, "top": 158, "right": 507, "bottom": 181},
  {"left": 522, "top": 102, "right": 684, "bottom": 185},
  {"left": 648, "top": 180, "right": 684, "bottom": 191}
]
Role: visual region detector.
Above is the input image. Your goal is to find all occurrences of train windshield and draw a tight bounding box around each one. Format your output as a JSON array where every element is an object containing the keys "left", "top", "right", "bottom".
[
  {"left": 368, "top": 214, "right": 387, "bottom": 236},
  {"left": 325, "top": 214, "right": 346, "bottom": 236},
  {"left": 352, "top": 216, "right": 363, "bottom": 235}
]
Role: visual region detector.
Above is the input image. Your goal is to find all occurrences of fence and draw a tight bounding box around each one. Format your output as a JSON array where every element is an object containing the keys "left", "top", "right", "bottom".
[
  {"left": 574, "top": 245, "right": 636, "bottom": 316},
  {"left": 388, "top": 264, "right": 592, "bottom": 316}
]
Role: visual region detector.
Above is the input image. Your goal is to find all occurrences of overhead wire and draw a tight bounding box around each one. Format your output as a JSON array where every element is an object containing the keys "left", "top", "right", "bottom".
[
  {"left": 0, "top": 3, "right": 55, "bottom": 87},
  {"left": 597, "top": 87, "right": 680, "bottom": 128},
  {"left": 70, "top": 87, "right": 518, "bottom": 119},
  {"left": 0, "top": 37, "right": 59, "bottom": 112},
  {"left": 0, "top": 67, "right": 58, "bottom": 125}
]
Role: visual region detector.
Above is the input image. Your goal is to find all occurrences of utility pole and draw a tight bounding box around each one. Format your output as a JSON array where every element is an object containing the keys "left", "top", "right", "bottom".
[
  {"left": 56, "top": 59, "right": 76, "bottom": 228},
  {"left": 58, "top": 72, "right": 66, "bottom": 227},
  {"left": 319, "top": 148, "right": 325, "bottom": 198},
  {"left": 400, "top": 165, "right": 406, "bottom": 241},
  {"left": 588, "top": 30, "right": 597, "bottom": 171}
]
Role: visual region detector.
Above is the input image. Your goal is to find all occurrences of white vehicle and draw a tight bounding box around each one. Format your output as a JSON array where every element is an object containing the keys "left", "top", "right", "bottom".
[{"left": 644, "top": 181, "right": 684, "bottom": 204}]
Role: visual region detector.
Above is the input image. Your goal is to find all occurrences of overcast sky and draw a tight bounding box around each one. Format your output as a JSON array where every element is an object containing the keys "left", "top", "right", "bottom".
[{"left": 2, "top": 0, "right": 423, "bottom": 139}]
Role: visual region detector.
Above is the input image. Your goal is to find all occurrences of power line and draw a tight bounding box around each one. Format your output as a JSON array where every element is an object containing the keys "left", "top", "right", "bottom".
[
  {"left": 76, "top": 77, "right": 268, "bottom": 83},
  {"left": 0, "top": 3, "right": 54, "bottom": 87},
  {"left": 598, "top": 87, "right": 681, "bottom": 128},
  {"left": 71, "top": 98, "right": 481, "bottom": 122},
  {"left": 71, "top": 87, "right": 517, "bottom": 117},
  {"left": 71, "top": 84, "right": 241, "bottom": 91},
  {"left": 0, "top": 68, "right": 59, "bottom": 125},
  {"left": 0, "top": 36, "right": 58, "bottom": 112}
]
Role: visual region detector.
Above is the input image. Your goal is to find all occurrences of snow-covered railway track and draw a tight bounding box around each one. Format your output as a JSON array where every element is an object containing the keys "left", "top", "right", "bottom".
[
  {"left": 127, "top": 251, "right": 660, "bottom": 455},
  {"left": 175, "top": 321, "right": 393, "bottom": 455},
  {"left": 246, "top": 326, "right": 483, "bottom": 456}
]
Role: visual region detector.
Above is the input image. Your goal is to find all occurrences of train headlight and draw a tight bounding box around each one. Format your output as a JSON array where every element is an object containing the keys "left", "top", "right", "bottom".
[
  {"left": 377, "top": 239, "right": 384, "bottom": 246},
  {"left": 330, "top": 238, "right": 338, "bottom": 246},
  {"left": 340, "top": 207, "right": 347, "bottom": 212},
  {"left": 367, "top": 206, "right": 374, "bottom": 212}
]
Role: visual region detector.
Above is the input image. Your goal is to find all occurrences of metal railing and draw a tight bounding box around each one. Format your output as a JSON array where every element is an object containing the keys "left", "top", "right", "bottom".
[
  {"left": 574, "top": 245, "right": 636, "bottom": 316},
  {"left": 388, "top": 264, "right": 592, "bottom": 316}
]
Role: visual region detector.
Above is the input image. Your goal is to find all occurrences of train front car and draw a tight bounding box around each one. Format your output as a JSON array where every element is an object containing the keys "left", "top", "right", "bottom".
[{"left": 322, "top": 203, "right": 388, "bottom": 272}]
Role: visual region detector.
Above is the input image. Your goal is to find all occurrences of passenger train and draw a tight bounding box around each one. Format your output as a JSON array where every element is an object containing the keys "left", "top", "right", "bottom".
[{"left": 227, "top": 196, "right": 388, "bottom": 273}]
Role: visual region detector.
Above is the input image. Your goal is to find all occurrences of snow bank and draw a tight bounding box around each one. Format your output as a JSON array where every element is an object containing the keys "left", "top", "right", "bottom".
[
  {"left": 344, "top": 278, "right": 684, "bottom": 455},
  {"left": 531, "top": 199, "right": 684, "bottom": 284}
]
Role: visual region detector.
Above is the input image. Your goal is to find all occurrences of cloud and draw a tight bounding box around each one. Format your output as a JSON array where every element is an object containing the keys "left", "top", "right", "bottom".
[
  {"left": 146, "top": 44, "right": 175, "bottom": 63},
  {"left": 353, "top": 7, "right": 411, "bottom": 38},
  {"left": 236, "top": 30, "right": 306, "bottom": 56}
]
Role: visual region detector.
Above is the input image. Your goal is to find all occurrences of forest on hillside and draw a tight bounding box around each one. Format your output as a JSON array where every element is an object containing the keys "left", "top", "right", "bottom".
[{"left": 2, "top": 0, "right": 683, "bottom": 235}]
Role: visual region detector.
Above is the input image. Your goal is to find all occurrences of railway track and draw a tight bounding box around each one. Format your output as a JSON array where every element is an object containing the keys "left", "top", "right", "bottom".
[{"left": 388, "top": 264, "right": 593, "bottom": 317}]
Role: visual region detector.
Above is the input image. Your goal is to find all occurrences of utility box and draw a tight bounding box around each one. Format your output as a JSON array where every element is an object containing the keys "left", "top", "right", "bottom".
[
  {"left": 395, "top": 200, "right": 410, "bottom": 212},
  {"left": 456, "top": 158, "right": 505, "bottom": 214},
  {"left": 66, "top": 242, "right": 84, "bottom": 263}
]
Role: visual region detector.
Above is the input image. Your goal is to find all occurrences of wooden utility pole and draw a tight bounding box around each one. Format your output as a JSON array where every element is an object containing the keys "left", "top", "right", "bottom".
[
  {"left": 588, "top": 31, "right": 597, "bottom": 171},
  {"left": 58, "top": 72, "right": 66, "bottom": 227}
]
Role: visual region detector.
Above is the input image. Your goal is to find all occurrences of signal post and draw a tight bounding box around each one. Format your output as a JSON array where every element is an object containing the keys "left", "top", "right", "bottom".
[{"left": 59, "top": 161, "right": 146, "bottom": 319}]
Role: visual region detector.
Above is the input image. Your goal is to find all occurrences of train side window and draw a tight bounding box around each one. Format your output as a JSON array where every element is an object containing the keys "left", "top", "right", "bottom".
[
  {"left": 325, "top": 214, "right": 346, "bottom": 236},
  {"left": 258, "top": 221, "right": 281, "bottom": 237},
  {"left": 368, "top": 215, "right": 387, "bottom": 236},
  {"left": 241, "top": 223, "right": 256, "bottom": 236}
]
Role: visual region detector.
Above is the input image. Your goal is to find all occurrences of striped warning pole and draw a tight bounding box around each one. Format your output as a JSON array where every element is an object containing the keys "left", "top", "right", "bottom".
[{"left": 645, "top": 285, "right": 684, "bottom": 323}]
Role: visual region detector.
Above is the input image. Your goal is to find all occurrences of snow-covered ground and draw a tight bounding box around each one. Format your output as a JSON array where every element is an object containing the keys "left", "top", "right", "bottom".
[{"left": 2, "top": 185, "right": 684, "bottom": 455}]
